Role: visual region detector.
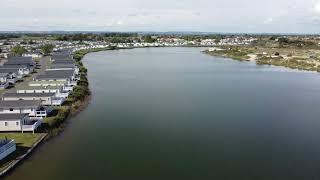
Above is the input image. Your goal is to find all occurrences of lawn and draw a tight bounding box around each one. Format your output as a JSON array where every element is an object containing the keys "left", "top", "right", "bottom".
[{"left": 0, "top": 133, "right": 46, "bottom": 172}]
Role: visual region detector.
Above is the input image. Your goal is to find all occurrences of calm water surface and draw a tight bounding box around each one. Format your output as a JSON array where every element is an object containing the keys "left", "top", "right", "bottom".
[{"left": 5, "top": 48, "right": 320, "bottom": 180}]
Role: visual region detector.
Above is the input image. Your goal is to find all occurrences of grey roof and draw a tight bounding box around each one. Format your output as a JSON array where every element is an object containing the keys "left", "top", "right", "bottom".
[
  {"left": 0, "top": 73, "right": 8, "bottom": 77},
  {"left": 0, "top": 113, "right": 28, "bottom": 121},
  {"left": 3, "top": 93, "right": 55, "bottom": 98},
  {"left": 52, "top": 54, "right": 72, "bottom": 60},
  {"left": 0, "top": 100, "right": 41, "bottom": 108},
  {"left": 0, "top": 69, "right": 19, "bottom": 74},
  {"left": 51, "top": 64, "right": 76, "bottom": 68},
  {"left": 0, "top": 64, "right": 30, "bottom": 69},
  {"left": 36, "top": 69, "right": 74, "bottom": 80},
  {"left": 8, "top": 57, "right": 33, "bottom": 61},
  {"left": 53, "top": 59, "right": 75, "bottom": 64},
  {"left": 6, "top": 57, "right": 35, "bottom": 66}
]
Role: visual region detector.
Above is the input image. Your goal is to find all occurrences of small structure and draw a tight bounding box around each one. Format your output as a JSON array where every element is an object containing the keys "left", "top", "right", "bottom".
[
  {"left": 0, "top": 114, "right": 42, "bottom": 133},
  {"left": 0, "top": 139, "right": 16, "bottom": 160}
]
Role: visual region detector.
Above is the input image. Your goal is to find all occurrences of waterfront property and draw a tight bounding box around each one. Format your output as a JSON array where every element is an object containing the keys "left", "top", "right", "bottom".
[
  {"left": 0, "top": 65, "right": 32, "bottom": 76},
  {"left": 5, "top": 57, "right": 36, "bottom": 73},
  {"left": 0, "top": 100, "right": 50, "bottom": 118},
  {"left": 0, "top": 114, "right": 41, "bottom": 133},
  {"left": 1, "top": 93, "right": 65, "bottom": 106},
  {"left": 0, "top": 139, "right": 16, "bottom": 160},
  {"left": 16, "top": 86, "right": 69, "bottom": 98}
]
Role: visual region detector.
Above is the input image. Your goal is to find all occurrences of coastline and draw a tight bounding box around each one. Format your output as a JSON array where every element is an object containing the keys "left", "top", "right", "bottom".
[
  {"left": 0, "top": 47, "right": 108, "bottom": 178},
  {"left": 203, "top": 49, "right": 320, "bottom": 73},
  {"left": 3, "top": 45, "right": 316, "bottom": 178}
]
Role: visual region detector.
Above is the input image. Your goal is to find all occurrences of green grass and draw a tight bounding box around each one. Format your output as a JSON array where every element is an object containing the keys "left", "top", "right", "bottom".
[{"left": 0, "top": 133, "right": 46, "bottom": 171}]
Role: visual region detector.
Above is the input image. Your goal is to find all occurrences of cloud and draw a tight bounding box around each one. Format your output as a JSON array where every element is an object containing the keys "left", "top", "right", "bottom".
[
  {"left": 263, "top": 18, "right": 274, "bottom": 24},
  {"left": 0, "top": 0, "right": 318, "bottom": 33},
  {"left": 314, "top": 1, "right": 320, "bottom": 13}
]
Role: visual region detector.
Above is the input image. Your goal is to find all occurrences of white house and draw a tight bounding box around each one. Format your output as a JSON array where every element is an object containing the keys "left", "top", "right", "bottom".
[
  {"left": 16, "top": 86, "right": 69, "bottom": 99},
  {"left": 29, "top": 80, "right": 73, "bottom": 92},
  {"left": 0, "top": 114, "right": 42, "bottom": 133},
  {"left": 0, "top": 100, "right": 50, "bottom": 118},
  {"left": 2, "top": 93, "right": 65, "bottom": 106}
]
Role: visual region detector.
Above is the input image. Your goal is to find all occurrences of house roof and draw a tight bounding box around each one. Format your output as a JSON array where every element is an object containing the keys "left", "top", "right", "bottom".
[
  {"left": 51, "top": 64, "right": 76, "bottom": 68},
  {"left": 0, "top": 113, "right": 28, "bottom": 121},
  {"left": 35, "top": 69, "right": 75, "bottom": 80},
  {"left": 17, "top": 85, "right": 63, "bottom": 90},
  {"left": 3, "top": 92, "right": 55, "bottom": 98},
  {"left": 29, "top": 80, "right": 67, "bottom": 85},
  {"left": 0, "top": 64, "right": 30, "bottom": 69},
  {"left": 0, "top": 73, "right": 8, "bottom": 77},
  {"left": 8, "top": 57, "right": 33, "bottom": 61},
  {"left": 0, "top": 100, "right": 41, "bottom": 108},
  {"left": 0, "top": 69, "right": 19, "bottom": 74},
  {"left": 6, "top": 57, "right": 35, "bottom": 66}
]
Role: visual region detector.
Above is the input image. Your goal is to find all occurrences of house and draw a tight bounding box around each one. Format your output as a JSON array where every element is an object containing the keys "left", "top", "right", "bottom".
[
  {"left": 1, "top": 92, "right": 65, "bottom": 106},
  {"left": 29, "top": 80, "right": 73, "bottom": 92},
  {"left": 16, "top": 85, "right": 69, "bottom": 98},
  {"left": 0, "top": 65, "right": 32, "bottom": 76},
  {"left": 0, "top": 73, "right": 9, "bottom": 90},
  {"left": 0, "top": 114, "right": 42, "bottom": 133},
  {"left": 0, "top": 69, "right": 22, "bottom": 84},
  {"left": 0, "top": 100, "right": 50, "bottom": 118},
  {"left": 22, "top": 52, "right": 43, "bottom": 58},
  {"left": 35, "top": 69, "right": 79, "bottom": 86},
  {"left": 5, "top": 57, "right": 36, "bottom": 72},
  {"left": 0, "top": 139, "right": 16, "bottom": 160},
  {"left": 51, "top": 53, "right": 73, "bottom": 62}
]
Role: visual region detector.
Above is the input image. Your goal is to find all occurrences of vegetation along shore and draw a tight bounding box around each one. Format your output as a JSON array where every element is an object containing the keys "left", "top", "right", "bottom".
[
  {"left": 204, "top": 36, "right": 320, "bottom": 72},
  {"left": 0, "top": 48, "right": 110, "bottom": 177}
]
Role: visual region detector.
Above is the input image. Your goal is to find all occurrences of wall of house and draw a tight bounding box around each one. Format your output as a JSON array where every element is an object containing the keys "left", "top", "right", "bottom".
[
  {"left": 17, "top": 89, "right": 60, "bottom": 94},
  {"left": 0, "top": 108, "right": 36, "bottom": 116},
  {"left": 3, "top": 97, "right": 52, "bottom": 106},
  {"left": 0, "top": 120, "right": 22, "bottom": 131}
]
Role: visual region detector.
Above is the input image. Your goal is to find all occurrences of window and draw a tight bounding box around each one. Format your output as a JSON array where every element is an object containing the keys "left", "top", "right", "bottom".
[
  {"left": 16, "top": 122, "right": 19, "bottom": 126},
  {"left": 4, "top": 122, "right": 8, "bottom": 126},
  {"left": 9, "top": 108, "right": 13, "bottom": 111}
]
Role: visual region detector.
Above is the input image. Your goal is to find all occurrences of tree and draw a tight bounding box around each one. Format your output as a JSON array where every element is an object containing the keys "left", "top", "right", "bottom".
[
  {"left": 40, "top": 44, "right": 55, "bottom": 55},
  {"left": 143, "top": 35, "right": 156, "bottom": 43},
  {"left": 10, "top": 45, "right": 27, "bottom": 56}
]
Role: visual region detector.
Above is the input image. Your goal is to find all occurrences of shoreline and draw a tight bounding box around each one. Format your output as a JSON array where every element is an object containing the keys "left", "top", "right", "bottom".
[
  {"left": 203, "top": 49, "right": 320, "bottom": 74},
  {"left": 0, "top": 134, "right": 47, "bottom": 177},
  {"left": 0, "top": 47, "right": 101, "bottom": 178},
  {"left": 3, "top": 45, "right": 315, "bottom": 178}
]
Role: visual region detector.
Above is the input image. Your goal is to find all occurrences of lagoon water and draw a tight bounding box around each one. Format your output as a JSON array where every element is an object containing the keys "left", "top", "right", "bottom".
[{"left": 5, "top": 47, "right": 320, "bottom": 180}]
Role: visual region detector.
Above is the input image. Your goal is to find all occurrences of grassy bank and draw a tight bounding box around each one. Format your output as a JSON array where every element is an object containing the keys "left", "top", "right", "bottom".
[
  {"left": 204, "top": 47, "right": 252, "bottom": 61},
  {"left": 0, "top": 133, "right": 46, "bottom": 172},
  {"left": 204, "top": 46, "right": 320, "bottom": 72}
]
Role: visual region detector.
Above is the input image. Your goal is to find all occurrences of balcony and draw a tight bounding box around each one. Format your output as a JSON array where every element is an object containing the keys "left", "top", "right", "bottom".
[
  {"left": 22, "top": 120, "right": 42, "bottom": 133},
  {"left": 52, "top": 97, "right": 66, "bottom": 106}
]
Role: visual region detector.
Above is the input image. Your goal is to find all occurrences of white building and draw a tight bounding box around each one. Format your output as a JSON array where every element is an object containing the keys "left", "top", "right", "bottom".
[{"left": 0, "top": 114, "right": 42, "bottom": 133}]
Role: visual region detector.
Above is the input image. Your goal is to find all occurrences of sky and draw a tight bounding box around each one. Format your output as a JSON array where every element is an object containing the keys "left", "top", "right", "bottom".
[{"left": 1, "top": 0, "right": 320, "bottom": 33}]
